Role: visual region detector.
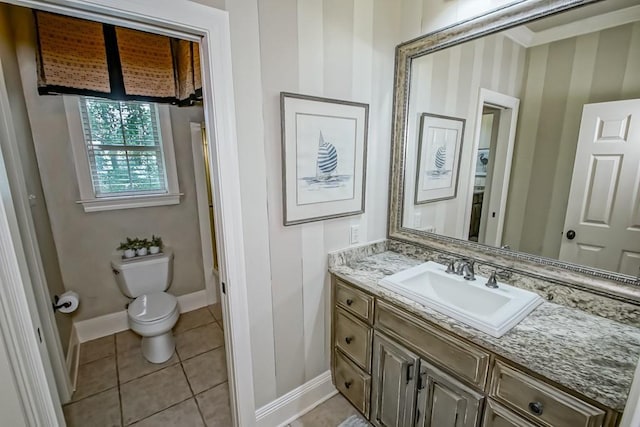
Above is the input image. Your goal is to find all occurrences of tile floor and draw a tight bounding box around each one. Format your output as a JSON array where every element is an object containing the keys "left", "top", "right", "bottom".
[
  {"left": 287, "top": 394, "right": 370, "bottom": 427},
  {"left": 64, "top": 304, "right": 230, "bottom": 427},
  {"left": 65, "top": 302, "right": 368, "bottom": 427}
]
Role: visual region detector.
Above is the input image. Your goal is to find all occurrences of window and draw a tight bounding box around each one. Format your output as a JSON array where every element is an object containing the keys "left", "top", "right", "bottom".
[{"left": 65, "top": 97, "right": 181, "bottom": 212}]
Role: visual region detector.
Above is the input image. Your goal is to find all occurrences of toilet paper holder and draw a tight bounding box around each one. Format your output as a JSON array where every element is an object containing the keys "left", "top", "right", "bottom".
[{"left": 52, "top": 295, "right": 72, "bottom": 312}]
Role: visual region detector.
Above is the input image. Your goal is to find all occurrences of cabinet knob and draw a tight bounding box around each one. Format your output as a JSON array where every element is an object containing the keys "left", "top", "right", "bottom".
[
  {"left": 346, "top": 298, "right": 353, "bottom": 306},
  {"left": 345, "top": 336, "right": 353, "bottom": 344},
  {"left": 344, "top": 380, "right": 352, "bottom": 389},
  {"left": 528, "top": 401, "right": 543, "bottom": 416}
]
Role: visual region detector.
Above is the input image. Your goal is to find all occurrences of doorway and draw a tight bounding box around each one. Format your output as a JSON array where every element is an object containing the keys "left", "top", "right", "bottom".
[
  {"left": 464, "top": 89, "right": 520, "bottom": 247},
  {"left": 0, "top": 1, "right": 254, "bottom": 426},
  {"left": 468, "top": 106, "right": 500, "bottom": 242}
]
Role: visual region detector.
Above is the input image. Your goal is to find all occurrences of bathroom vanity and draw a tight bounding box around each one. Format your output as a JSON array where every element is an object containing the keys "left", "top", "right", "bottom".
[{"left": 329, "top": 242, "right": 640, "bottom": 427}]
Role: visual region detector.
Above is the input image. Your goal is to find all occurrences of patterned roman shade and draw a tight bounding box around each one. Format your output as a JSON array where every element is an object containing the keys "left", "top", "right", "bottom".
[{"left": 35, "top": 11, "right": 202, "bottom": 105}]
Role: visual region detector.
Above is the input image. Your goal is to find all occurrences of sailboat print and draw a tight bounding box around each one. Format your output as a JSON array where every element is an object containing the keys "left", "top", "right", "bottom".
[
  {"left": 316, "top": 131, "right": 338, "bottom": 178},
  {"left": 433, "top": 145, "right": 447, "bottom": 175},
  {"left": 299, "top": 129, "right": 352, "bottom": 198}
]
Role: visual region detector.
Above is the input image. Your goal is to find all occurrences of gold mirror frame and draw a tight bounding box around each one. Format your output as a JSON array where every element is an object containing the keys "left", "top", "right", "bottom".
[{"left": 387, "top": 0, "right": 640, "bottom": 303}]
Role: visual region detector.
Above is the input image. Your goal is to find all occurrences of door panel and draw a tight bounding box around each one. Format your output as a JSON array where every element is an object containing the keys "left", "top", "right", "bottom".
[
  {"left": 560, "top": 99, "right": 640, "bottom": 274},
  {"left": 581, "top": 155, "right": 621, "bottom": 225},
  {"left": 416, "top": 360, "right": 484, "bottom": 427},
  {"left": 371, "top": 332, "right": 419, "bottom": 427}
]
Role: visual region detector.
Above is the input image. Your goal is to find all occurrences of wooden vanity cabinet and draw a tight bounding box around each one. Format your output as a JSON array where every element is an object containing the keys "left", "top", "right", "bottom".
[{"left": 331, "top": 276, "right": 617, "bottom": 427}]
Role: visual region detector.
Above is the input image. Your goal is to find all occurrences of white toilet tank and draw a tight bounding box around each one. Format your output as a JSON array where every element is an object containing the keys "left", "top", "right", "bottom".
[{"left": 111, "top": 249, "right": 174, "bottom": 298}]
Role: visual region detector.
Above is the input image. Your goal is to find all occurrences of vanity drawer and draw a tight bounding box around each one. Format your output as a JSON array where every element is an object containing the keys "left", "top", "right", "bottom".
[
  {"left": 375, "top": 299, "right": 490, "bottom": 389},
  {"left": 335, "top": 279, "right": 374, "bottom": 323},
  {"left": 335, "top": 349, "right": 371, "bottom": 418},
  {"left": 335, "top": 308, "right": 372, "bottom": 371},
  {"left": 489, "top": 361, "right": 606, "bottom": 427}
]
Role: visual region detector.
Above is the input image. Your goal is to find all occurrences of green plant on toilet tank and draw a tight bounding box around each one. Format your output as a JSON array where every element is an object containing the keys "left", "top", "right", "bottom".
[{"left": 117, "top": 235, "right": 163, "bottom": 259}]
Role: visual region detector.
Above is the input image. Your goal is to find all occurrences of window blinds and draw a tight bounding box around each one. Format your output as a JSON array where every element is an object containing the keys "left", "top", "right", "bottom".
[{"left": 79, "top": 98, "right": 167, "bottom": 197}]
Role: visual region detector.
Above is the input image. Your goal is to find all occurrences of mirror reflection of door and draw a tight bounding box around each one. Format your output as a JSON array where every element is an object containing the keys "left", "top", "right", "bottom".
[
  {"left": 559, "top": 99, "right": 640, "bottom": 275},
  {"left": 468, "top": 106, "right": 499, "bottom": 242}
]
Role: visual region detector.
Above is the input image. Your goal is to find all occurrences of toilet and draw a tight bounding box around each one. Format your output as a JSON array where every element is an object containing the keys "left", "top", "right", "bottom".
[{"left": 111, "top": 249, "right": 179, "bottom": 363}]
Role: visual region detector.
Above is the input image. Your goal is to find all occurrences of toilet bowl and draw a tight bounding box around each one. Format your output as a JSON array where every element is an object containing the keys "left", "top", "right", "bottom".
[
  {"left": 111, "top": 248, "right": 180, "bottom": 364},
  {"left": 128, "top": 292, "right": 179, "bottom": 363}
]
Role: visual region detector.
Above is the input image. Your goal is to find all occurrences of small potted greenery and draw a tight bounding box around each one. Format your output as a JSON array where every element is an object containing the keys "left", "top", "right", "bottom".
[
  {"left": 118, "top": 238, "right": 137, "bottom": 259},
  {"left": 149, "top": 235, "right": 163, "bottom": 254},
  {"left": 136, "top": 238, "right": 149, "bottom": 257}
]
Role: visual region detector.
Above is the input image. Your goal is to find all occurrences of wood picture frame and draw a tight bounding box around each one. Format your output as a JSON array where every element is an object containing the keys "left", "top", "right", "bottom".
[{"left": 281, "top": 92, "right": 369, "bottom": 225}]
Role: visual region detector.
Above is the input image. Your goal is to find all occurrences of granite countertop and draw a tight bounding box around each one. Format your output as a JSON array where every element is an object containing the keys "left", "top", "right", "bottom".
[{"left": 329, "top": 250, "right": 640, "bottom": 411}]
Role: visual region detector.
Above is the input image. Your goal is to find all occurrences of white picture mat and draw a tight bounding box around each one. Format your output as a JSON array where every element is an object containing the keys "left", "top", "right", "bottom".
[
  {"left": 282, "top": 95, "right": 367, "bottom": 224},
  {"left": 415, "top": 114, "right": 464, "bottom": 204}
]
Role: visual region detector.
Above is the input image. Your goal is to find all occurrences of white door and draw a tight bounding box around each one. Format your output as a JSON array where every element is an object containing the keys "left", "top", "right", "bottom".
[{"left": 559, "top": 99, "right": 640, "bottom": 275}]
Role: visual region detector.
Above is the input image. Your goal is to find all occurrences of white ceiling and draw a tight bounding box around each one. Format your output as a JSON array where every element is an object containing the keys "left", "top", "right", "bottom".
[{"left": 525, "top": 0, "right": 640, "bottom": 32}]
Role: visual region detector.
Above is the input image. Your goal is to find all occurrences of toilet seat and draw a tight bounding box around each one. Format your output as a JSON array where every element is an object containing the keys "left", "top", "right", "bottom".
[{"left": 128, "top": 292, "right": 178, "bottom": 323}]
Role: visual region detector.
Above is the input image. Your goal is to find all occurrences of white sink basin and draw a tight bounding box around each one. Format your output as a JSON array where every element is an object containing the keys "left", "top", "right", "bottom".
[{"left": 379, "top": 261, "right": 543, "bottom": 337}]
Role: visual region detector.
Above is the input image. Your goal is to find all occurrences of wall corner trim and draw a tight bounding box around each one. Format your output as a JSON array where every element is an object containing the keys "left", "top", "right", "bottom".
[
  {"left": 73, "top": 289, "right": 208, "bottom": 342},
  {"left": 255, "top": 370, "right": 337, "bottom": 427}
]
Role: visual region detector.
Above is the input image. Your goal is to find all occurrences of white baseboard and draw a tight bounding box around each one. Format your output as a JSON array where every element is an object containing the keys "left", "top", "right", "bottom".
[
  {"left": 65, "top": 324, "right": 80, "bottom": 392},
  {"left": 74, "top": 289, "right": 209, "bottom": 342},
  {"left": 177, "top": 289, "right": 208, "bottom": 313},
  {"left": 255, "top": 370, "right": 337, "bottom": 427}
]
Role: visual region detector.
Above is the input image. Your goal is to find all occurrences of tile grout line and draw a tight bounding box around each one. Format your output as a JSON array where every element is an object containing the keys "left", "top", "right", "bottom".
[
  {"left": 125, "top": 396, "right": 195, "bottom": 426},
  {"left": 114, "top": 334, "right": 125, "bottom": 427},
  {"left": 177, "top": 351, "right": 209, "bottom": 426},
  {"left": 117, "top": 358, "right": 181, "bottom": 386}
]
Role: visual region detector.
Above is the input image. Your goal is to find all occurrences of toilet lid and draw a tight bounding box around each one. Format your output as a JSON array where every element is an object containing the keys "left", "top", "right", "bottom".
[{"left": 128, "top": 292, "right": 178, "bottom": 323}]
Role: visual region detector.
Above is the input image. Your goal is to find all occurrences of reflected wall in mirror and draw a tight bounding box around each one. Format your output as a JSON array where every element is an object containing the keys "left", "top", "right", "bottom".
[{"left": 400, "top": 0, "right": 640, "bottom": 277}]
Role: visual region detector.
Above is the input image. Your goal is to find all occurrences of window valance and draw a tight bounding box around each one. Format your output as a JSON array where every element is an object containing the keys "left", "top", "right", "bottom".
[{"left": 34, "top": 11, "right": 202, "bottom": 106}]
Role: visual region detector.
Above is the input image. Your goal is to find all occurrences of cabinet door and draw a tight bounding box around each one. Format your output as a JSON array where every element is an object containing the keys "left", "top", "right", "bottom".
[
  {"left": 371, "top": 332, "right": 419, "bottom": 427},
  {"left": 416, "top": 360, "right": 484, "bottom": 427},
  {"left": 482, "top": 399, "right": 537, "bottom": 427}
]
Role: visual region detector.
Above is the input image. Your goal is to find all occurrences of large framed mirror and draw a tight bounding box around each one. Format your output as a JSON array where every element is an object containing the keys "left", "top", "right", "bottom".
[{"left": 388, "top": 0, "right": 640, "bottom": 302}]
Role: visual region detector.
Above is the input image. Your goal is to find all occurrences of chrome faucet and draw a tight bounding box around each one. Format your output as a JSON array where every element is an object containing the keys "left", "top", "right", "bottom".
[{"left": 452, "top": 259, "right": 475, "bottom": 281}]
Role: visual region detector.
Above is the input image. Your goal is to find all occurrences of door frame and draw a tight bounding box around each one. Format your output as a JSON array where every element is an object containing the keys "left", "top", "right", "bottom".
[
  {"left": 191, "top": 122, "right": 219, "bottom": 305},
  {"left": 463, "top": 88, "right": 520, "bottom": 247},
  {"left": 0, "top": 18, "right": 73, "bottom": 403},
  {"left": 0, "top": 1, "right": 256, "bottom": 426}
]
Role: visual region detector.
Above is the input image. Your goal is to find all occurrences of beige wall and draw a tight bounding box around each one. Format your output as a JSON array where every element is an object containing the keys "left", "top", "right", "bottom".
[
  {"left": 255, "top": 0, "right": 399, "bottom": 404},
  {"left": 8, "top": 8, "right": 206, "bottom": 321},
  {"left": 0, "top": 5, "right": 71, "bottom": 350},
  {"left": 504, "top": 22, "right": 640, "bottom": 257},
  {"left": 403, "top": 33, "right": 527, "bottom": 237}
]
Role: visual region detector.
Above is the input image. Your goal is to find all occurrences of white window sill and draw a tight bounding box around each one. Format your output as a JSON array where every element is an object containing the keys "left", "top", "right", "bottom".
[{"left": 77, "top": 193, "right": 183, "bottom": 213}]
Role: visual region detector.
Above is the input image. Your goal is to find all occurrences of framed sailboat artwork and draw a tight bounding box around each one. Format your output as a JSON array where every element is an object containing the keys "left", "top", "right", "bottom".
[
  {"left": 280, "top": 92, "right": 369, "bottom": 225},
  {"left": 414, "top": 113, "right": 465, "bottom": 204}
]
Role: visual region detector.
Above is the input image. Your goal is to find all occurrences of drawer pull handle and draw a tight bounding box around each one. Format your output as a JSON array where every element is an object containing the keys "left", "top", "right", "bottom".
[
  {"left": 344, "top": 381, "right": 352, "bottom": 389},
  {"left": 346, "top": 299, "right": 353, "bottom": 306},
  {"left": 345, "top": 336, "right": 353, "bottom": 344},
  {"left": 528, "top": 401, "right": 543, "bottom": 416}
]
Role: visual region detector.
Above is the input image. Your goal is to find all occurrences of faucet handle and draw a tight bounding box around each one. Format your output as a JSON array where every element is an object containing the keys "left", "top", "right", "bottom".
[
  {"left": 485, "top": 271, "right": 499, "bottom": 288},
  {"left": 445, "top": 259, "right": 456, "bottom": 274}
]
